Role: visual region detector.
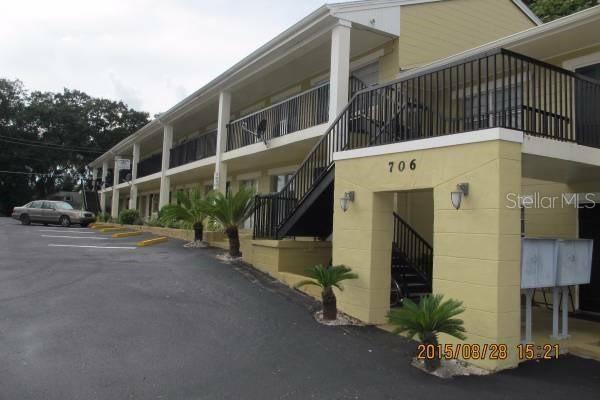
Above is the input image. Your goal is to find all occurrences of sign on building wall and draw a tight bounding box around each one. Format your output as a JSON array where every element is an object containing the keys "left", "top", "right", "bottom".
[{"left": 116, "top": 159, "right": 131, "bottom": 170}]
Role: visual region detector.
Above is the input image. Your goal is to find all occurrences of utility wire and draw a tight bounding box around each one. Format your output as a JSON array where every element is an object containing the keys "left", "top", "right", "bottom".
[
  {"left": 0, "top": 134, "right": 104, "bottom": 152},
  {"left": 0, "top": 137, "right": 104, "bottom": 154}
]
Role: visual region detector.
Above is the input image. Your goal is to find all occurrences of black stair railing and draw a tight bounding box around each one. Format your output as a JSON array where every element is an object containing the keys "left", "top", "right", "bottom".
[
  {"left": 253, "top": 48, "right": 600, "bottom": 239},
  {"left": 392, "top": 212, "right": 433, "bottom": 286}
]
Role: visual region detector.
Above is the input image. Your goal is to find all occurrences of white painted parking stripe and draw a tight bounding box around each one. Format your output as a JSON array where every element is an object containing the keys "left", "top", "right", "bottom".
[
  {"left": 38, "top": 229, "right": 97, "bottom": 234},
  {"left": 41, "top": 235, "right": 108, "bottom": 240},
  {"left": 48, "top": 244, "right": 136, "bottom": 249}
]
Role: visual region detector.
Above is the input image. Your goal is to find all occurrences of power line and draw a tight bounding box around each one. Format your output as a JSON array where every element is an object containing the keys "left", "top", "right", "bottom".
[
  {"left": 0, "top": 170, "right": 65, "bottom": 176},
  {"left": 0, "top": 134, "right": 104, "bottom": 152},
  {"left": 0, "top": 137, "right": 104, "bottom": 154}
]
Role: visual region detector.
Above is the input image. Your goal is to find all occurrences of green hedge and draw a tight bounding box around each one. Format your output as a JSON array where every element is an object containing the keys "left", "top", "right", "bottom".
[{"left": 118, "top": 209, "right": 141, "bottom": 225}]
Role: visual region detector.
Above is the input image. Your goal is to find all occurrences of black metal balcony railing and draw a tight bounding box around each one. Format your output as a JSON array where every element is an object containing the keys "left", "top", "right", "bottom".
[
  {"left": 254, "top": 48, "right": 600, "bottom": 239},
  {"left": 137, "top": 153, "right": 162, "bottom": 178},
  {"left": 227, "top": 83, "right": 330, "bottom": 151},
  {"left": 169, "top": 130, "right": 217, "bottom": 169}
]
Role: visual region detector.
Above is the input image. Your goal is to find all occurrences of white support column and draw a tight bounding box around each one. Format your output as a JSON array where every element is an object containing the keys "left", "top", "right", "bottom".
[
  {"left": 159, "top": 125, "right": 173, "bottom": 209},
  {"left": 329, "top": 20, "right": 351, "bottom": 123},
  {"left": 111, "top": 158, "right": 120, "bottom": 218},
  {"left": 214, "top": 91, "right": 231, "bottom": 194},
  {"left": 92, "top": 168, "right": 98, "bottom": 188},
  {"left": 100, "top": 161, "right": 109, "bottom": 213},
  {"left": 129, "top": 142, "right": 140, "bottom": 209}
]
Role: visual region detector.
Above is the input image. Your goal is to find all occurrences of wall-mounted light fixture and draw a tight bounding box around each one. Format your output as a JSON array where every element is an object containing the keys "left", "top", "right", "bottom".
[
  {"left": 340, "top": 191, "right": 355, "bottom": 212},
  {"left": 451, "top": 183, "right": 469, "bottom": 210}
]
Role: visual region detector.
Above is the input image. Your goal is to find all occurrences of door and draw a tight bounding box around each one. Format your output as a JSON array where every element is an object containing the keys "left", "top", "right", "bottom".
[
  {"left": 41, "top": 201, "right": 59, "bottom": 223},
  {"left": 578, "top": 205, "right": 600, "bottom": 313},
  {"left": 27, "top": 201, "right": 44, "bottom": 222}
]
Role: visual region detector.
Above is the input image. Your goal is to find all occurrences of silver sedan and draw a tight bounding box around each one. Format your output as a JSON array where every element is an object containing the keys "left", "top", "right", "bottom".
[{"left": 11, "top": 200, "right": 96, "bottom": 227}]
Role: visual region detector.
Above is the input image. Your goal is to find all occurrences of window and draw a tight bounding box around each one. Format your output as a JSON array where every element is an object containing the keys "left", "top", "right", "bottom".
[
  {"left": 29, "top": 201, "right": 42, "bottom": 208},
  {"left": 55, "top": 202, "right": 74, "bottom": 210}
]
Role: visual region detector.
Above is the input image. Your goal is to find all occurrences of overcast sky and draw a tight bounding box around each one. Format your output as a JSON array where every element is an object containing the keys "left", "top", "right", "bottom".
[{"left": 0, "top": 0, "right": 344, "bottom": 115}]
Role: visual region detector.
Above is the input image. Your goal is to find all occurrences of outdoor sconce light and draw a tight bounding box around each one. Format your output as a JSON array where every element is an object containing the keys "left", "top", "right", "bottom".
[
  {"left": 340, "top": 191, "right": 355, "bottom": 212},
  {"left": 451, "top": 183, "right": 469, "bottom": 210}
]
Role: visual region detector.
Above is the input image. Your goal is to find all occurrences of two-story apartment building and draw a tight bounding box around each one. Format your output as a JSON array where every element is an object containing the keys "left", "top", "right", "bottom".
[{"left": 90, "top": 0, "right": 600, "bottom": 371}]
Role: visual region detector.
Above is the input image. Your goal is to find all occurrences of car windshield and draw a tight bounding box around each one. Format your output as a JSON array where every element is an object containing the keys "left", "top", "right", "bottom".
[{"left": 55, "top": 202, "right": 74, "bottom": 210}]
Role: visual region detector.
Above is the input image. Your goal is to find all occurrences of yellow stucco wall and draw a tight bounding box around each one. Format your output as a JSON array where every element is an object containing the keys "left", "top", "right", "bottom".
[
  {"left": 397, "top": 0, "right": 536, "bottom": 71},
  {"left": 333, "top": 137, "right": 523, "bottom": 370}
]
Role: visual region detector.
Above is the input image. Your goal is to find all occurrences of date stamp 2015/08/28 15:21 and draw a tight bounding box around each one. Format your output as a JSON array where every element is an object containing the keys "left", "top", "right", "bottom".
[{"left": 417, "top": 343, "right": 560, "bottom": 361}]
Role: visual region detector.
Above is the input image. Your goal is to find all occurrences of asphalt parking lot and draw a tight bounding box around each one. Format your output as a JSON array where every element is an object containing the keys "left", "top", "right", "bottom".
[{"left": 0, "top": 217, "right": 599, "bottom": 400}]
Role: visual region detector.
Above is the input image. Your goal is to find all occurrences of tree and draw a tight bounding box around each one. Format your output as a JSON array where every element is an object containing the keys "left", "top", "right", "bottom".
[
  {"left": 203, "top": 188, "right": 255, "bottom": 257},
  {"left": 159, "top": 188, "right": 208, "bottom": 242},
  {"left": 295, "top": 265, "right": 358, "bottom": 320},
  {"left": 0, "top": 78, "right": 150, "bottom": 215},
  {"left": 524, "top": 0, "right": 598, "bottom": 22},
  {"left": 387, "top": 294, "right": 466, "bottom": 372}
]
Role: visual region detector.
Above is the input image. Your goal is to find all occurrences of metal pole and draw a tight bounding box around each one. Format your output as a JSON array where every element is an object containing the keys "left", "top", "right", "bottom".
[{"left": 551, "top": 287, "right": 560, "bottom": 339}]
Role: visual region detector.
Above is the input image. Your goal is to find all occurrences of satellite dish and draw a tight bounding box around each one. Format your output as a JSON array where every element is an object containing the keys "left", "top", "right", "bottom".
[{"left": 241, "top": 119, "right": 269, "bottom": 147}]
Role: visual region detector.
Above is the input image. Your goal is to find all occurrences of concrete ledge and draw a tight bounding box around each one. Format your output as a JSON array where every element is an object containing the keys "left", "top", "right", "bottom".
[
  {"left": 137, "top": 236, "right": 168, "bottom": 247},
  {"left": 123, "top": 225, "right": 195, "bottom": 242},
  {"left": 100, "top": 227, "right": 130, "bottom": 233},
  {"left": 247, "top": 239, "right": 332, "bottom": 278}
]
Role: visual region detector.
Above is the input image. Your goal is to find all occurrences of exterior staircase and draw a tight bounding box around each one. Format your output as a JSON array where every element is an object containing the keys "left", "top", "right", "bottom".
[{"left": 390, "top": 212, "right": 433, "bottom": 306}]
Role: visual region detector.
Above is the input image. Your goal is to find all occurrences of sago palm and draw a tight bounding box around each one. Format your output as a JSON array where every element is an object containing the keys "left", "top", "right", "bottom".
[
  {"left": 204, "top": 187, "right": 255, "bottom": 257},
  {"left": 387, "top": 294, "right": 466, "bottom": 371},
  {"left": 295, "top": 264, "right": 358, "bottom": 320},
  {"left": 159, "top": 188, "right": 207, "bottom": 242}
]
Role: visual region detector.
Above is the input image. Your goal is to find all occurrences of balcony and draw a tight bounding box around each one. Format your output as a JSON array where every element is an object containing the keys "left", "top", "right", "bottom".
[
  {"left": 226, "top": 83, "right": 330, "bottom": 151},
  {"left": 169, "top": 130, "right": 217, "bottom": 169},
  {"left": 137, "top": 153, "right": 162, "bottom": 178}
]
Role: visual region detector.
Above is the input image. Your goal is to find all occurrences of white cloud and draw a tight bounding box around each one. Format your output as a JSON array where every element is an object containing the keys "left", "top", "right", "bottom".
[{"left": 0, "top": 0, "right": 335, "bottom": 114}]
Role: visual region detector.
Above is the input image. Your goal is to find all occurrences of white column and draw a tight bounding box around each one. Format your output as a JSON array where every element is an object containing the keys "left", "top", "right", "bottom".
[
  {"left": 214, "top": 91, "right": 231, "bottom": 194},
  {"left": 91, "top": 168, "right": 98, "bottom": 188},
  {"left": 159, "top": 125, "right": 173, "bottom": 209},
  {"left": 329, "top": 20, "right": 351, "bottom": 122},
  {"left": 129, "top": 142, "right": 140, "bottom": 209},
  {"left": 100, "top": 161, "right": 109, "bottom": 213},
  {"left": 111, "top": 159, "right": 120, "bottom": 219}
]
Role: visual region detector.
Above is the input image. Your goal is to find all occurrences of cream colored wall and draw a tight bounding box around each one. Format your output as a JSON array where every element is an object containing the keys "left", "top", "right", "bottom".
[
  {"left": 397, "top": 0, "right": 535, "bottom": 71},
  {"left": 333, "top": 138, "right": 522, "bottom": 370},
  {"left": 395, "top": 190, "right": 434, "bottom": 244}
]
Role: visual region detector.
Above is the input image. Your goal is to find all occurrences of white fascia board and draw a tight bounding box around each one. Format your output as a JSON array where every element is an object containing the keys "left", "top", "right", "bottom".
[
  {"left": 222, "top": 123, "right": 328, "bottom": 161},
  {"left": 330, "top": 5, "right": 400, "bottom": 37},
  {"left": 134, "top": 172, "right": 162, "bottom": 185},
  {"left": 511, "top": 0, "right": 543, "bottom": 26},
  {"left": 165, "top": 156, "right": 216, "bottom": 177},
  {"left": 235, "top": 171, "right": 262, "bottom": 181},
  {"left": 332, "top": 128, "right": 523, "bottom": 161},
  {"left": 522, "top": 135, "right": 600, "bottom": 167},
  {"left": 268, "top": 165, "right": 299, "bottom": 176}
]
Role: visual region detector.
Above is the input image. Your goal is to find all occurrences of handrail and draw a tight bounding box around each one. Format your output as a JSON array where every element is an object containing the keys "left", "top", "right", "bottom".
[
  {"left": 253, "top": 48, "right": 600, "bottom": 239},
  {"left": 392, "top": 212, "right": 433, "bottom": 285}
]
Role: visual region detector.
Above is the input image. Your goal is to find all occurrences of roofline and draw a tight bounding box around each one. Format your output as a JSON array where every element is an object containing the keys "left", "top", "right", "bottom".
[
  {"left": 89, "top": 0, "right": 543, "bottom": 167},
  {"left": 511, "top": 0, "right": 543, "bottom": 26}
]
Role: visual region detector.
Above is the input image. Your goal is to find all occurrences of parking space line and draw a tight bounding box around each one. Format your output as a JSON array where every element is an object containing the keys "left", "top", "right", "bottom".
[
  {"left": 38, "top": 229, "right": 97, "bottom": 234},
  {"left": 48, "top": 244, "right": 136, "bottom": 249},
  {"left": 41, "top": 235, "right": 109, "bottom": 240}
]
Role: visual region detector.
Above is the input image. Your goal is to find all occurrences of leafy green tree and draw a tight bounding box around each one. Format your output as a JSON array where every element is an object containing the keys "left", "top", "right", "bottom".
[
  {"left": 0, "top": 78, "right": 149, "bottom": 214},
  {"left": 524, "top": 0, "right": 598, "bottom": 22},
  {"left": 387, "top": 294, "right": 466, "bottom": 371},
  {"left": 295, "top": 265, "right": 358, "bottom": 320},
  {"left": 203, "top": 188, "right": 255, "bottom": 257},
  {"left": 159, "top": 188, "right": 208, "bottom": 241}
]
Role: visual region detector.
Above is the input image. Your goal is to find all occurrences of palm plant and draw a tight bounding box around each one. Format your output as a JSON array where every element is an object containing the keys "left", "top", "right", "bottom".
[
  {"left": 295, "top": 264, "right": 358, "bottom": 321},
  {"left": 387, "top": 294, "right": 466, "bottom": 371},
  {"left": 203, "top": 187, "right": 255, "bottom": 257},
  {"left": 159, "top": 188, "right": 207, "bottom": 242}
]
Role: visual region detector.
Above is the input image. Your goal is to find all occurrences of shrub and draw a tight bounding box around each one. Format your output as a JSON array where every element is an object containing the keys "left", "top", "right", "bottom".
[
  {"left": 118, "top": 209, "right": 140, "bottom": 225},
  {"left": 97, "top": 212, "right": 111, "bottom": 222},
  {"left": 145, "top": 216, "right": 164, "bottom": 227}
]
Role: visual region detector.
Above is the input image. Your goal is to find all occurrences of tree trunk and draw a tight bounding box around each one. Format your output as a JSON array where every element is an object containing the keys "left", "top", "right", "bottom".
[
  {"left": 225, "top": 226, "right": 241, "bottom": 257},
  {"left": 422, "top": 333, "right": 441, "bottom": 372},
  {"left": 193, "top": 223, "right": 203, "bottom": 241},
  {"left": 321, "top": 286, "right": 337, "bottom": 320}
]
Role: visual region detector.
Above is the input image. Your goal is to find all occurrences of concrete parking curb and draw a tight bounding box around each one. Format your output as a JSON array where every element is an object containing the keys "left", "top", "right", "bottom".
[
  {"left": 137, "top": 237, "right": 168, "bottom": 247},
  {"left": 100, "top": 227, "right": 130, "bottom": 233},
  {"left": 112, "top": 231, "right": 144, "bottom": 238}
]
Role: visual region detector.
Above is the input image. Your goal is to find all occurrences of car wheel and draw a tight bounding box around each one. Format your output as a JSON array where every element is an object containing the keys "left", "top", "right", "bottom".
[
  {"left": 20, "top": 214, "right": 31, "bottom": 225},
  {"left": 59, "top": 216, "right": 71, "bottom": 227}
]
